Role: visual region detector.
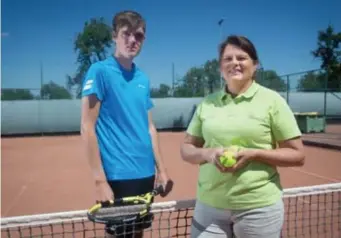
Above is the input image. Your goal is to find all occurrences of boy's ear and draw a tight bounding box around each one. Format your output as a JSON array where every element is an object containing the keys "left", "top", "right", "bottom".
[{"left": 112, "top": 31, "right": 117, "bottom": 41}]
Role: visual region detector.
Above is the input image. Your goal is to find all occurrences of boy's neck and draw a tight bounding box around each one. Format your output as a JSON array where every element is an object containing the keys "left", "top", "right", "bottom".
[{"left": 114, "top": 52, "right": 133, "bottom": 71}]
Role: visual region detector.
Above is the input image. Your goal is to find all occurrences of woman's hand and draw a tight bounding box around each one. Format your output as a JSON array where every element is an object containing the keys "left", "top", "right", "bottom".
[
  {"left": 222, "top": 139, "right": 305, "bottom": 173},
  {"left": 222, "top": 149, "right": 259, "bottom": 173},
  {"left": 202, "top": 148, "right": 227, "bottom": 172}
]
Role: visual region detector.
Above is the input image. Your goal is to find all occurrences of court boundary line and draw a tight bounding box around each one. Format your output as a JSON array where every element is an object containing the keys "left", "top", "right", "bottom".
[
  {"left": 289, "top": 167, "right": 340, "bottom": 183},
  {"left": 3, "top": 185, "right": 28, "bottom": 217},
  {"left": 288, "top": 167, "right": 339, "bottom": 216}
]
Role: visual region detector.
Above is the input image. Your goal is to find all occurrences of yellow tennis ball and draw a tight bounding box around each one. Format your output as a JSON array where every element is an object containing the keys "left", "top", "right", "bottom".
[{"left": 219, "top": 151, "right": 237, "bottom": 167}]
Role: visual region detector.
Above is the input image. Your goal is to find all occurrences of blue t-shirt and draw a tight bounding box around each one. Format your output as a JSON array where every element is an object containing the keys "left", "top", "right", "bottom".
[{"left": 81, "top": 56, "right": 156, "bottom": 181}]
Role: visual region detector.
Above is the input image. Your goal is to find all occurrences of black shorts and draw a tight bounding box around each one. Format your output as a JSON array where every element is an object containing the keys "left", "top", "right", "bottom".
[{"left": 105, "top": 175, "right": 155, "bottom": 237}]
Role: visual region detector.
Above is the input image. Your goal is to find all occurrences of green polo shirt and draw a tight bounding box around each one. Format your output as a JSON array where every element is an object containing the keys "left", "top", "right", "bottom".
[{"left": 187, "top": 81, "right": 301, "bottom": 210}]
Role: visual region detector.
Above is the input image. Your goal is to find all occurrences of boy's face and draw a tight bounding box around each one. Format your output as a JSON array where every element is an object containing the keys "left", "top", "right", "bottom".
[{"left": 113, "top": 26, "right": 145, "bottom": 59}]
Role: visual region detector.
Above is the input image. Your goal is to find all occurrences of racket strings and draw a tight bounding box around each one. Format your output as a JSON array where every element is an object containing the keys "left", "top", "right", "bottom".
[{"left": 95, "top": 204, "right": 148, "bottom": 219}]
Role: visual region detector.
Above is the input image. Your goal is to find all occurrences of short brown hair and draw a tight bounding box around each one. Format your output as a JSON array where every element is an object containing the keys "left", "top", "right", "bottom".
[
  {"left": 219, "top": 35, "right": 259, "bottom": 64},
  {"left": 112, "top": 10, "right": 146, "bottom": 35}
]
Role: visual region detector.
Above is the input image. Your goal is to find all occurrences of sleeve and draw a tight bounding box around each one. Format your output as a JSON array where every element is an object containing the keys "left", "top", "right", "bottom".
[
  {"left": 81, "top": 64, "right": 105, "bottom": 101},
  {"left": 186, "top": 102, "right": 203, "bottom": 138},
  {"left": 270, "top": 94, "right": 302, "bottom": 141}
]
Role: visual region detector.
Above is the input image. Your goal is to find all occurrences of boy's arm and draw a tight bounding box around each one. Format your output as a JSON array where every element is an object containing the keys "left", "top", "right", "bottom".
[
  {"left": 81, "top": 95, "right": 106, "bottom": 183},
  {"left": 81, "top": 64, "right": 112, "bottom": 201},
  {"left": 148, "top": 112, "right": 172, "bottom": 196},
  {"left": 81, "top": 95, "right": 113, "bottom": 201}
]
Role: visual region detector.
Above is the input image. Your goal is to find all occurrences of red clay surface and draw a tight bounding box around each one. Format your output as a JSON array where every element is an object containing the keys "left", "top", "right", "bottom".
[{"left": 1, "top": 132, "right": 340, "bottom": 217}]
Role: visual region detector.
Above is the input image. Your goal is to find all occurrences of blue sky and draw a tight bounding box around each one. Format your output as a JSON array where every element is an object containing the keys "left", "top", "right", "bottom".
[{"left": 2, "top": 0, "right": 341, "bottom": 91}]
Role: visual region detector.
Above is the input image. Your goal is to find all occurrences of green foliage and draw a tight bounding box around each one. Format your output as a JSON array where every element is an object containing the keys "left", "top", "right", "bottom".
[
  {"left": 256, "top": 69, "right": 287, "bottom": 92},
  {"left": 297, "top": 71, "right": 327, "bottom": 92},
  {"left": 172, "top": 59, "right": 222, "bottom": 98},
  {"left": 179, "top": 66, "right": 207, "bottom": 97},
  {"left": 151, "top": 84, "right": 171, "bottom": 98},
  {"left": 202, "top": 59, "right": 221, "bottom": 93},
  {"left": 311, "top": 24, "right": 341, "bottom": 91},
  {"left": 67, "top": 18, "right": 340, "bottom": 96},
  {"left": 41, "top": 81, "right": 72, "bottom": 99},
  {"left": 170, "top": 60, "right": 285, "bottom": 97},
  {"left": 67, "top": 17, "right": 112, "bottom": 98},
  {"left": 150, "top": 24, "right": 341, "bottom": 95},
  {"left": 1, "top": 89, "right": 35, "bottom": 101}
]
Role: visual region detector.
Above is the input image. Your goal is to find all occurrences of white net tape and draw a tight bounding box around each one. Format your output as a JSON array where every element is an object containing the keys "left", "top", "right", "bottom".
[{"left": 1, "top": 183, "right": 341, "bottom": 238}]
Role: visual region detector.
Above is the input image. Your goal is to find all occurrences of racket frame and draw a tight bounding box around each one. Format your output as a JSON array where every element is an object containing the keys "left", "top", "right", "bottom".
[{"left": 87, "top": 185, "right": 163, "bottom": 225}]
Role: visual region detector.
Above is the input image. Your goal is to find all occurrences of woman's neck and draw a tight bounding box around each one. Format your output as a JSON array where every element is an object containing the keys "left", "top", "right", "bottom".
[{"left": 226, "top": 80, "right": 253, "bottom": 97}]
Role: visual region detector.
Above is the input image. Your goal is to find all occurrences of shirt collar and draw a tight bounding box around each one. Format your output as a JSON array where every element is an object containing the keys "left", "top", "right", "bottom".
[
  {"left": 109, "top": 55, "right": 137, "bottom": 74},
  {"left": 220, "top": 81, "right": 260, "bottom": 101}
]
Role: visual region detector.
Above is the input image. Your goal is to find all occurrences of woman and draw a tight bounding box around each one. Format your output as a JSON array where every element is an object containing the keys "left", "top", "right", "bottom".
[{"left": 180, "top": 35, "right": 305, "bottom": 238}]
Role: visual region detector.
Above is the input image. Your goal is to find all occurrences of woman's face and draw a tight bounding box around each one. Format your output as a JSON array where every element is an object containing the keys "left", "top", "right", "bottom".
[{"left": 220, "top": 44, "right": 257, "bottom": 85}]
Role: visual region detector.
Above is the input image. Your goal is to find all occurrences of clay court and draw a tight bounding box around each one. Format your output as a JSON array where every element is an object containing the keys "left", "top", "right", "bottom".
[{"left": 1, "top": 125, "right": 341, "bottom": 237}]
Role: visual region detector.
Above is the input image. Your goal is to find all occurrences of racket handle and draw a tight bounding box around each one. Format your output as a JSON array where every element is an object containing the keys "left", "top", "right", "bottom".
[
  {"left": 153, "top": 185, "right": 164, "bottom": 195},
  {"left": 96, "top": 199, "right": 121, "bottom": 207},
  {"left": 101, "top": 200, "right": 114, "bottom": 207}
]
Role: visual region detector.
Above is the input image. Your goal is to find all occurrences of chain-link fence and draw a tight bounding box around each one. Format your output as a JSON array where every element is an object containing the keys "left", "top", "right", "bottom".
[{"left": 1, "top": 67, "right": 340, "bottom": 135}]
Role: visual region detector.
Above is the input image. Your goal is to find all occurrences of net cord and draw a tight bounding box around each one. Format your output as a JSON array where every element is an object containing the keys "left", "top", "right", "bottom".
[{"left": 1, "top": 182, "right": 341, "bottom": 229}]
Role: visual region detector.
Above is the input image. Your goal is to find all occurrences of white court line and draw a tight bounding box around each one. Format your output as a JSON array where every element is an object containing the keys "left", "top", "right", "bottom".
[
  {"left": 3, "top": 175, "right": 34, "bottom": 216},
  {"left": 3, "top": 185, "right": 27, "bottom": 216},
  {"left": 289, "top": 168, "right": 340, "bottom": 183}
]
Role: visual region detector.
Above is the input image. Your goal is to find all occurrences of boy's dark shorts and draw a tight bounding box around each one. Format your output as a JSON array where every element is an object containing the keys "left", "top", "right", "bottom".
[{"left": 105, "top": 175, "right": 155, "bottom": 237}]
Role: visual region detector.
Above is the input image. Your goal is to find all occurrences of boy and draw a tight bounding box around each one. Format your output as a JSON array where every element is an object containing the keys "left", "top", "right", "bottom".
[{"left": 81, "top": 10, "right": 172, "bottom": 237}]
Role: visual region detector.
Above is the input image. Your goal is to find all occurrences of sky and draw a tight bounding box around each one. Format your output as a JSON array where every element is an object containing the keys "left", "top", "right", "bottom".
[{"left": 1, "top": 0, "right": 341, "bottom": 91}]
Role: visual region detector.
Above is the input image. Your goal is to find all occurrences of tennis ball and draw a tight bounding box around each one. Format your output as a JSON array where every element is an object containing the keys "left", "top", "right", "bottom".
[{"left": 219, "top": 151, "right": 237, "bottom": 167}]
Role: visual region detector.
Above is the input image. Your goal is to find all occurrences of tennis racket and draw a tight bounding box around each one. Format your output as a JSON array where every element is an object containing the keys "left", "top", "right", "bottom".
[{"left": 87, "top": 184, "right": 168, "bottom": 226}]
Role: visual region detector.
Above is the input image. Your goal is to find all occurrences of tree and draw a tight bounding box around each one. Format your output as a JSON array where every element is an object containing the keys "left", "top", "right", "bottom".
[
  {"left": 256, "top": 69, "right": 287, "bottom": 92},
  {"left": 67, "top": 17, "right": 112, "bottom": 97},
  {"left": 174, "top": 67, "right": 206, "bottom": 97},
  {"left": 296, "top": 71, "right": 326, "bottom": 92},
  {"left": 173, "top": 60, "right": 221, "bottom": 98},
  {"left": 151, "top": 84, "right": 171, "bottom": 98},
  {"left": 1, "top": 89, "right": 34, "bottom": 101},
  {"left": 173, "top": 58, "right": 286, "bottom": 97},
  {"left": 311, "top": 24, "right": 341, "bottom": 91},
  {"left": 203, "top": 59, "right": 221, "bottom": 94},
  {"left": 40, "top": 81, "right": 72, "bottom": 99}
]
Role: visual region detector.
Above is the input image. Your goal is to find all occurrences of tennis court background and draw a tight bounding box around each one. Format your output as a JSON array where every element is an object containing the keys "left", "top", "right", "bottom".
[
  {"left": 2, "top": 130, "right": 341, "bottom": 218},
  {"left": 2, "top": 67, "right": 341, "bottom": 235},
  {"left": 2, "top": 68, "right": 341, "bottom": 136}
]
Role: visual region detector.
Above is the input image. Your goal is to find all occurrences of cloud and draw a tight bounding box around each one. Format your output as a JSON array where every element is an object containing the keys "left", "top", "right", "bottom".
[{"left": 1, "top": 32, "right": 10, "bottom": 37}]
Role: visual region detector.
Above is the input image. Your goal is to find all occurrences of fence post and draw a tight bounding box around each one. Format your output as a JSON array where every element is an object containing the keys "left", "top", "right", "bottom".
[
  {"left": 39, "top": 61, "right": 44, "bottom": 136},
  {"left": 172, "top": 63, "right": 175, "bottom": 97},
  {"left": 323, "top": 72, "right": 327, "bottom": 119},
  {"left": 286, "top": 75, "right": 290, "bottom": 104}
]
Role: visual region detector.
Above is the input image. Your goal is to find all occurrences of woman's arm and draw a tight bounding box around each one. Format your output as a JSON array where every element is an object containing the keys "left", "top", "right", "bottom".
[
  {"left": 250, "top": 92, "right": 305, "bottom": 168},
  {"left": 180, "top": 134, "right": 226, "bottom": 172},
  {"left": 180, "top": 134, "right": 208, "bottom": 165},
  {"left": 254, "top": 137, "right": 305, "bottom": 167}
]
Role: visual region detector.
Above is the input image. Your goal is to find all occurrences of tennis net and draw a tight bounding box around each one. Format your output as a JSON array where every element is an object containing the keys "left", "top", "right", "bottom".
[{"left": 1, "top": 182, "right": 340, "bottom": 238}]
